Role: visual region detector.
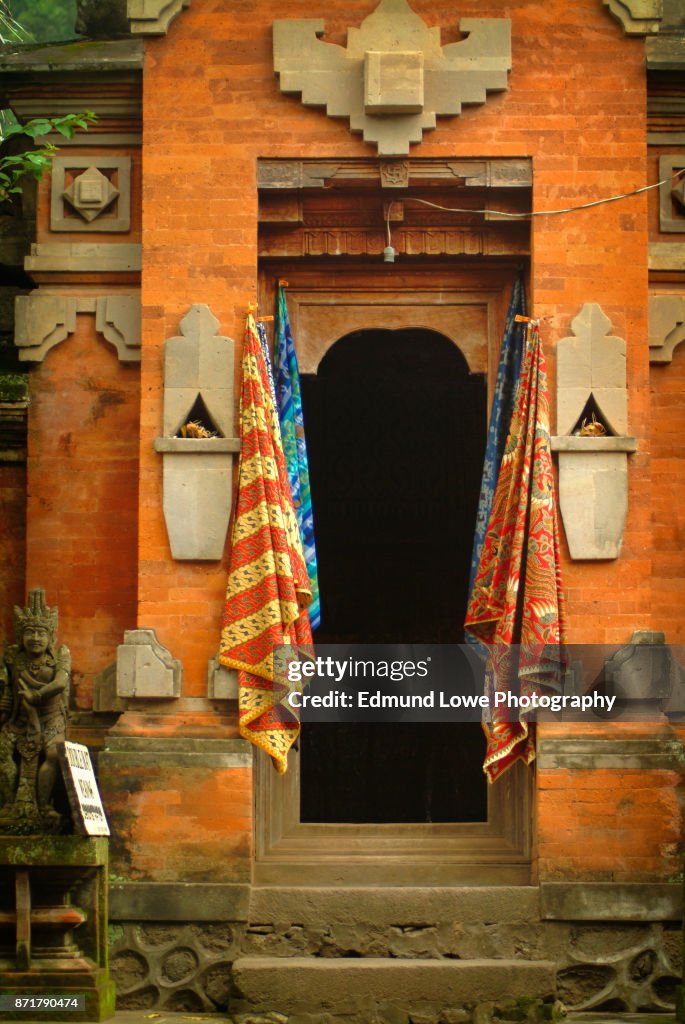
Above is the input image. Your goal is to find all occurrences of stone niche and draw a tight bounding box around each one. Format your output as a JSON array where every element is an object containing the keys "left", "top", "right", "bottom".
[
  {"left": 153, "top": 305, "right": 240, "bottom": 561},
  {"left": 550, "top": 304, "right": 637, "bottom": 560}
]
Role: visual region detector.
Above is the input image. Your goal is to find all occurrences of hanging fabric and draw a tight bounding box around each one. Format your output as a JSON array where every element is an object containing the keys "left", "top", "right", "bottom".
[
  {"left": 256, "top": 318, "right": 277, "bottom": 406},
  {"left": 219, "top": 312, "right": 312, "bottom": 774},
  {"left": 274, "top": 284, "right": 321, "bottom": 630},
  {"left": 465, "top": 322, "right": 566, "bottom": 783},
  {"left": 466, "top": 273, "right": 526, "bottom": 656}
]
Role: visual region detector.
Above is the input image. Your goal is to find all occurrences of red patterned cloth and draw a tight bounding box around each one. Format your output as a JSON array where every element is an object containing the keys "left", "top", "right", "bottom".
[
  {"left": 219, "top": 313, "right": 312, "bottom": 774},
  {"left": 465, "top": 323, "right": 566, "bottom": 782}
]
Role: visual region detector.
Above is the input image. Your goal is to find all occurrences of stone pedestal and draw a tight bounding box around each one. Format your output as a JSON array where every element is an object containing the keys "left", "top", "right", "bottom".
[{"left": 0, "top": 836, "right": 115, "bottom": 1022}]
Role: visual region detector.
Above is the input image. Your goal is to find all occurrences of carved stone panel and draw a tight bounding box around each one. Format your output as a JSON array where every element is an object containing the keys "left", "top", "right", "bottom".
[
  {"left": 127, "top": 0, "right": 190, "bottom": 35},
  {"left": 50, "top": 156, "right": 131, "bottom": 233},
  {"left": 155, "top": 305, "right": 239, "bottom": 561},
  {"left": 552, "top": 304, "right": 635, "bottom": 561},
  {"left": 116, "top": 628, "right": 182, "bottom": 698},
  {"left": 14, "top": 293, "right": 77, "bottom": 362},
  {"left": 658, "top": 155, "right": 685, "bottom": 233},
  {"left": 273, "top": 0, "right": 511, "bottom": 156},
  {"left": 649, "top": 293, "right": 685, "bottom": 362},
  {"left": 602, "top": 0, "right": 663, "bottom": 35}
]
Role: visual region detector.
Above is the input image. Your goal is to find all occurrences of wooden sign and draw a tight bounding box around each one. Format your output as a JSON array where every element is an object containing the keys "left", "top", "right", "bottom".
[{"left": 58, "top": 741, "right": 110, "bottom": 836}]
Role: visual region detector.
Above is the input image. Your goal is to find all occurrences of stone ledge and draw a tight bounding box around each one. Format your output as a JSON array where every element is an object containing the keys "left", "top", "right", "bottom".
[
  {"left": 536, "top": 734, "right": 685, "bottom": 770},
  {"left": 0, "top": 39, "right": 144, "bottom": 73},
  {"left": 248, "top": 886, "right": 540, "bottom": 926},
  {"left": 101, "top": 735, "right": 252, "bottom": 767},
  {"left": 550, "top": 436, "right": 638, "bottom": 452},
  {"left": 540, "top": 882, "right": 683, "bottom": 921},
  {"left": 109, "top": 881, "right": 250, "bottom": 921}
]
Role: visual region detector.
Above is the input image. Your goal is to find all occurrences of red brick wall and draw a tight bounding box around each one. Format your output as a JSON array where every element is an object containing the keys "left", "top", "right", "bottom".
[
  {"left": 0, "top": 462, "right": 26, "bottom": 641},
  {"left": 25, "top": 314, "right": 140, "bottom": 707}
]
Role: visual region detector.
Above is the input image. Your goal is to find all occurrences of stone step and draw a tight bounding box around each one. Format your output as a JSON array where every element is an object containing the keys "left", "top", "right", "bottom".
[
  {"left": 231, "top": 956, "right": 557, "bottom": 1020},
  {"left": 248, "top": 886, "right": 539, "bottom": 927},
  {"left": 244, "top": 887, "right": 542, "bottom": 961}
]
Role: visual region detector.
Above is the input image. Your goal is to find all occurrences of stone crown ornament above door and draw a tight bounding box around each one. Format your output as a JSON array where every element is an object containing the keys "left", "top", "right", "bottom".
[{"left": 273, "top": 0, "right": 511, "bottom": 156}]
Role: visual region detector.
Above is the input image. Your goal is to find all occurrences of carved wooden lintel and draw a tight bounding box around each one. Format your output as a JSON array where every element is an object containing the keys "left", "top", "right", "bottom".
[{"left": 259, "top": 226, "right": 529, "bottom": 259}]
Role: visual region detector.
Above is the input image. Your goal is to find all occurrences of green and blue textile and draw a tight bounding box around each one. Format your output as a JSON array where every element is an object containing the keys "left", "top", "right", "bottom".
[
  {"left": 275, "top": 285, "right": 321, "bottom": 630},
  {"left": 466, "top": 273, "right": 526, "bottom": 652}
]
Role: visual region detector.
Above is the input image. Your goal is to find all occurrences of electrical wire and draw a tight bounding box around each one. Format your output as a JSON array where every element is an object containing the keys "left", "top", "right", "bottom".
[{"left": 386, "top": 165, "right": 685, "bottom": 222}]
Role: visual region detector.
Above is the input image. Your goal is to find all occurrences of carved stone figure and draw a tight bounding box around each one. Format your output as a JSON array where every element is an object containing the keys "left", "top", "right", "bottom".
[{"left": 0, "top": 589, "right": 70, "bottom": 834}]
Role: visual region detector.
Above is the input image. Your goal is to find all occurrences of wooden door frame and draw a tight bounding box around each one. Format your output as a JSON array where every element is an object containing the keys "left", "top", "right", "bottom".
[{"left": 254, "top": 262, "right": 532, "bottom": 885}]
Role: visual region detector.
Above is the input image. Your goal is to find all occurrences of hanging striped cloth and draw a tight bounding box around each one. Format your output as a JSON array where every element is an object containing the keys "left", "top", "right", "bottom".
[
  {"left": 466, "top": 273, "right": 526, "bottom": 656},
  {"left": 465, "top": 323, "right": 567, "bottom": 782},
  {"left": 274, "top": 285, "right": 321, "bottom": 630},
  {"left": 219, "top": 312, "right": 313, "bottom": 774}
]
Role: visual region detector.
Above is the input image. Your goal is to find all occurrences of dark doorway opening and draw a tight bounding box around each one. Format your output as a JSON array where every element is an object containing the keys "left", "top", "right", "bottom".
[{"left": 299, "top": 328, "right": 489, "bottom": 824}]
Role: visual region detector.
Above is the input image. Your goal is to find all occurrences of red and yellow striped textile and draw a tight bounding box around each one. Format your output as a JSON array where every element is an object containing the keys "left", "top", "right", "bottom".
[
  {"left": 465, "top": 323, "right": 566, "bottom": 783},
  {"left": 219, "top": 313, "right": 312, "bottom": 774}
]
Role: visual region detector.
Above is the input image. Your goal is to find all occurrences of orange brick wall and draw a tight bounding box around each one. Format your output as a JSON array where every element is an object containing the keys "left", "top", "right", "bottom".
[
  {"left": 138, "top": 0, "right": 650, "bottom": 692},
  {"left": 99, "top": 759, "right": 252, "bottom": 882},
  {"left": 0, "top": 462, "right": 26, "bottom": 641},
  {"left": 25, "top": 314, "right": 140, "bottom": 707},
  {"left": 649, "top": 344, "right": 685, "bottom": 642}
]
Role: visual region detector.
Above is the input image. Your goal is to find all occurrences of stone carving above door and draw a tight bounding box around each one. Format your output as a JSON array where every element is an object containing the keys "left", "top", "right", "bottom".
[{"left": 273, "top": 0, "right": 511, "bottom": 156}]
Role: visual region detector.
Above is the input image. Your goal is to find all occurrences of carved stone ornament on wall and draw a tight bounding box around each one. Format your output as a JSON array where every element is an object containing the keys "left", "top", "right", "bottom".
[
  {"left": 50, "top": 156, "right": 131, "bottom": 233},
  {"left": 273, "top": 0, "right": 511, "bottom": 156},
  {"left": 649, "top": 294, "right": 685, "bottom": 362},
  {"left": 14, "top": 292, "right": 141, "bottom": 363},
  {"left": 658, "top": 155, "right": 685, "bottom": 233},
  {"left": 550, "top": 304, "right": 637, "bottom": 561},
  {"left": 602, "top": 0, "right": 663, "bottom": 35},
  {"left": 153, "top": 305, "right": 240, "bottom": 561}
]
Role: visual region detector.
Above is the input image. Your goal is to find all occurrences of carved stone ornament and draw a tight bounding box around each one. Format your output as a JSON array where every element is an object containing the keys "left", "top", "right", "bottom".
[
  {"left": 154, "top": 305, "right": 240, "bottom": 561},
  {"left": 75, "top": 0, "right": 191, "bottom": 37},
  {"left": 649, "top": 294, "right": 685, "bottom": 363},
  {"left": 551, "top": 304, "right": 636, "bottom": 561},
  {"left": 602, "top": 0, "right": 663, "bottom": 35},
  {"left": 62, "top": 166, "right": 119, "bottom": 224},
  {"left": 116, "top": 629, "right": 181, "bottom": 699},
  {"left": 51, "top": 156, "right": 131, "bottom": 233},
  {"left": 273, "top": 0, "right": 511, "bottom": 156},
  {"left": 127, "top": 0, "right": 190, "bottom": 35},
  {"left": 15, "top": 292, "right": 141, "bottom": 364}
]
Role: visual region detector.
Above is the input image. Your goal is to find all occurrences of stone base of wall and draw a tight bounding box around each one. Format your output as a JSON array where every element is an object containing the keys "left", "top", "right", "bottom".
[{"left": 108, "top": 884, "right": 683, "bottom": 1018}]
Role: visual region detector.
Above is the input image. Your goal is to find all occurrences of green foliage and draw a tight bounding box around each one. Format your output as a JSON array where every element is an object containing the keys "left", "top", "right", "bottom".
[
  {"left": 0, "top": 0, "right": 29, "bottom": 42},
  {"left": 6, "top": 0, "right": 78, "bottom": 42},
  {"left": 0, "top": 111, "right": 97, "bottom": 203}
]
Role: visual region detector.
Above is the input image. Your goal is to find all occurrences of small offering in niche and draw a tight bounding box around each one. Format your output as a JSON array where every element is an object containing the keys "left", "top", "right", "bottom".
[
  {"left": 577, "top": 413, "right": 607, "bottom": 437},
  {"left": 179, "top": 420, "right": 216, "bottom": 438}
]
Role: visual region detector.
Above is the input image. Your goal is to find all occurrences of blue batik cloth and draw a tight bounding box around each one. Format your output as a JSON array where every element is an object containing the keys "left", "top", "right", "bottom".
[
  {"left": 466, "top": 273, "right": 527, "bottom": 654},
  {"left": 256, "top": 319, "right": 277, "bottom": 406},
  {"left": 274, "top": 286, "right": 321, "bottom": 630}
]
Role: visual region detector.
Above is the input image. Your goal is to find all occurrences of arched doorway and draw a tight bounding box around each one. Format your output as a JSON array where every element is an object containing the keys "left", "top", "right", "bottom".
[{"left": 299, "top": 327, "right": 487, "bottom": 824}]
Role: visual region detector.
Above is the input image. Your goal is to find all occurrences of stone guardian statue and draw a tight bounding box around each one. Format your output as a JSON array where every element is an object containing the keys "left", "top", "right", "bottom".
[{"left": 0, "top": 589, "right": 70, "bottom": 834}]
